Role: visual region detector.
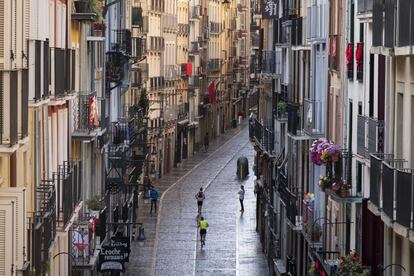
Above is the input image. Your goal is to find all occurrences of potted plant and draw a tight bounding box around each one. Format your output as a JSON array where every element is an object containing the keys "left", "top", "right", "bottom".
[
  {"left": 304, "top": 221, "right": 321, "bottom": 242},
  {"left": 339, "top": 251, "right": 370, "bottom": 276},
  {"left": 86, "top": 195, "right": 105, "bottom": 216},
  {"left": 277, "top": 101, "right": 287, "bottom": 118},
  {"left": 310, "top": 138, "right": 343, "bottom": 166},
  {"left": 319, "top": 175, "right": 332, "bottom": 191},
  {"left": 91, "top": 0, "right": 103, "bottom": 21},
  {"left": 308, "top": 262, "right": 316, "bottom": 276}
]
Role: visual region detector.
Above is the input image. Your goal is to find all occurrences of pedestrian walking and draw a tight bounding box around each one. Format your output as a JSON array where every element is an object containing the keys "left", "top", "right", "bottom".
[
  {"left": 150, "top": 187, "right": 160, "bottom": 214},
  {"left": 238, "top": 185, "right": 245, "bottom": 212},
  {"left": 195, "top": 187, "right": 205, "bottom": 215},
  {"left": 204, "top": 133, "right": 209, "bottom": 152},
  {"left": 199, "top": 216, "right": 209, "bottom": 247}
]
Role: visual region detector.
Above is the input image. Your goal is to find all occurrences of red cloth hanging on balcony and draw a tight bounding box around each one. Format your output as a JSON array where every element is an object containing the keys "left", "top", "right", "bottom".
[
  {"left": 186, "top": 63, "right": 192, "bottom": 76},
  {"left": 208, "top": 80, "right": 216, "bottom": 104},
  {"left": 355, "top": 42, "right": 363, "bottom": 72},
  {"left": 346, "top": 43, "right": 353, "bottom": 71}
]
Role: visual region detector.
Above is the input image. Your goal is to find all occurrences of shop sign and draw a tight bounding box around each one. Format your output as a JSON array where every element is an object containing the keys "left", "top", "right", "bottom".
[
  {"left": 261, "top": 0, "right": 278, "bottom": 19},
  {"left": 98, "top": 245, "right": 127, "bottom": 272},
  {"left": 111, "top": 236, "right": 131, "bottom": 262}
]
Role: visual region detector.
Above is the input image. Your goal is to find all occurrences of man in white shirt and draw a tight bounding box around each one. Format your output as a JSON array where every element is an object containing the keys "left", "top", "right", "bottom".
[{"left": 238, "top": 185, "right": 245, "bottom": 212}]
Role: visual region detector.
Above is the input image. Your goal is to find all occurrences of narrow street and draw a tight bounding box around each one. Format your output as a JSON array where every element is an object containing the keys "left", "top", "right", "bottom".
[{"left": 126, "top": 126, "right": 268, "bottom": 275}]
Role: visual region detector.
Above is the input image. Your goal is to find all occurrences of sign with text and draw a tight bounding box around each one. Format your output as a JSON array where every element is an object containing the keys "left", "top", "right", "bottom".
[
  {"left": 111, "top": 236, "right": 131, "bottom": 262},
  {"left": 98, "top": 245, "right": 127, "bottom": 272},
  {"left": 261, "top": 0, "right": 278, "bottom": 19}
]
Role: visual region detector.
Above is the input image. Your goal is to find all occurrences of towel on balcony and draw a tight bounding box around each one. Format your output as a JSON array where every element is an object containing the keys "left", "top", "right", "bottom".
[
  {"left": 355, "top": 42, "right": 363, "bottom": 72},
  {"left": 346, "top": 43, "right": 353, "bottom": 71},
  {"left": 208, "top": 81, "right": 216, "bottom": 104}
]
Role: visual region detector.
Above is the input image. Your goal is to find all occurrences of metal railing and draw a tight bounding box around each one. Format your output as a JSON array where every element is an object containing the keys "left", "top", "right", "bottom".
[
  {"left": 357, "top": 115, "right": 367, "bottom": 157},
  {"left": 189, "top": 41, "right": 200, "bottom": 53},
  {"left": 147, "top": 36, "right": 165, "bottom": 52},
  {"left": 261, "top": 50, "right": 276, "bottom": 74},
  {"left": 164, "top": 65, "right": 180, "bottom": 80},
  {"left": 74, "top": 91, "right": 100, "bottom": 132},
  {"left": 287, "top": 103, "right": 301, "bottom": 135},
  {"left": 357, "top": 0, "right": 373, "bottom": 13},
  {"left": 208, "top": 59, "right": 221, "bottom": 72},
  {"left": 112, "top": 29, "right": 132, "bottom": 55},
  {"left": 250, "top": 119, "right": 274, "bottom": 153},
  {"left": 210, "top": 22, "right": 221, "bottom": 34},
  {"left": 190, "top": 5, "right": 201, "bottom": 19}
]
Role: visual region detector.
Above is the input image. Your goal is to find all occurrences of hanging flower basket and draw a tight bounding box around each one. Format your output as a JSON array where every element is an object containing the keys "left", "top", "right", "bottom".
[
  {"left": 310, "top": 138, "right": 343, "bottom": 166},
  {"left": 339, "top": 251, "right": 370, "bottom": 276},
  {"left": 319, "top": 175, "right": 332, "bottom": 191},
  {"left": 304, "top": 193, "right": 316, "bottom": 205}
]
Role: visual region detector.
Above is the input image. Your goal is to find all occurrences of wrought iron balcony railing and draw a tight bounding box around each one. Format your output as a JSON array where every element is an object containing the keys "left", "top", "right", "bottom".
[
  {"left": 357, "top": 116, "right": 384, "bottom": 158},
  {"left": 74, "top": 91, "right": 100, "bottom": 133},
  {"left": 178, "top": 23, "right": 190, "bottom": 35},
  {"left": 164, "top": 65, "right": 180, "bottom": 80},
  {"left": 208, "top": 59, "right": 221, "bottom": 72},
  {"left": 147, "top": 36, "right": 165, "bottom": 52},
  {"left": 111, "top": 29, "right": 132, "bottom": 55},
  {"left": 210, "top": 22, "right": 221, "bottom": 34},
  {"left": 287, "top": 103, "right": 301, "bottom": 135},
  {"left": 261, "top": 50, "right": 276, "bottom": 75},
  {"left": 189, "top": 42, "right": 200, "bottom": 53},
  {"left": 249, "top": 119, "right": 274, "bottom": 153},
  {"left": 190, "top": 5, "right": 201, "bottom": 19}
]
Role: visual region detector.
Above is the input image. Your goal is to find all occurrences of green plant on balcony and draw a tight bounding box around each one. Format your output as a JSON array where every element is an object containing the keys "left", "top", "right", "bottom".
[
  {"left": 339, "top": 251, "right": 369, "bottom": 276},
  {"left": 304, "top": 221, "right": 321, "bottom": 242},
  {"left": 91, "top": 0, "right": 103, "bottom": 21},
  {"left": 139, "top": 89, "right": 149, "bottom": 114},
  {"left": 308, "top": 262, "right": 316, "bottom": 276},
  {"left": 106, "top": 60, "right": 121, "bottom": 81},
  {"left": 86, "top": 195, "right": 105, "bottom": 211},
  {"left": 319, "top": 175, "right": 332, "bottom": 191},
  {"left": 277, "top": 101, "right": 287, "bottom": 118}
]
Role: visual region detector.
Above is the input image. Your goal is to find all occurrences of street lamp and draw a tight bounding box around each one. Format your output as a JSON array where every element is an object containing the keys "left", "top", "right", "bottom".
[
  {"left": 149, "top": 163, "right": 156, "bottom": 178},
  {"left": 151, "top": 146, "right": 157, "bottom": 156}
]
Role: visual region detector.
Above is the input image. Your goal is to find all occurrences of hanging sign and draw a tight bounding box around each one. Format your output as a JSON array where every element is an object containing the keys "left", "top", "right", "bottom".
[
  {"left": 98, "top": 245, "right": 127, "bottom": 272},
  {"left": 261, "top": 0, "right": 278, "bottom": 19}
]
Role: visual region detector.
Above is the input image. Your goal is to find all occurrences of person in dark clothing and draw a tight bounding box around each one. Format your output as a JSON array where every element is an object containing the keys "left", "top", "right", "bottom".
[
  {"left": 204, "top": 133, "right": 209, "bottom": 152},
  {"left": 150, "top": 187, "right": 160, "bottom": 214}
]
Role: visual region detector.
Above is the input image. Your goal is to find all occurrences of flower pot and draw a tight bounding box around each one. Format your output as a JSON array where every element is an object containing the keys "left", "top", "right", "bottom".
[{"left": 340, "top": 189, "right": 349, "bottom": 197}]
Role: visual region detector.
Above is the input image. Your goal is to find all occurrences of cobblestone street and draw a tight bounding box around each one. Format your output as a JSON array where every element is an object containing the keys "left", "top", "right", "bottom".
[{"left": 126, "top": 125, "right": 268, "bottom": 276}]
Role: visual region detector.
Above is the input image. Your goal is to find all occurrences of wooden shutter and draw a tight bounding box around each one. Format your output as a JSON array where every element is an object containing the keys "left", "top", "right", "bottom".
[
  {"left": 0, "top": 0, "right": 4, "bottom": 70},
  {"left": 23, "top": 0, "right": 30, "bottom": 68},
  {"left": 0, "top": 210, "right": 5, "bottom": 275}
]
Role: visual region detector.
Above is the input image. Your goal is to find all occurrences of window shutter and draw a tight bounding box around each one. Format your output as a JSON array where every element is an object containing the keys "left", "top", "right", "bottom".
[
  {"left": 0, "top": 210, "right": 5, "bottom": 275},
  {"left": 0, "top": 74, "right": 3, "bottom": 142},
  {"left": 23, "top": 0, "right": 30, "bottom": 68},
  {"left": 0, "top": 0, "right": 4, "bottom": 70}
]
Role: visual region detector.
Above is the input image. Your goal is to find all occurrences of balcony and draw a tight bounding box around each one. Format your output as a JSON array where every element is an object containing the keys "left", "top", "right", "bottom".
[
  {"left": 149, "top": 0, "right": 164, "bottom": 12},
  {"left": 131, "top": 37, "right": 146, "bottom": 61},
  {"left": 357, "top": 116, "right": 384, "bottom": 158},
  {"left": 190, "top": 5, "right": 201, "bottom": 19},
  {"left": 131, "top": 63, "right": 148, "bottom": 87},
  {"left": 189, "top": 76, "right": 200, "bottom": 87},
  {"left": 162, "top": 14, "right": 178, "bottom": 31},
  {"left": 208, "top": 59, "right": 221, "bottom": 72},
  {"left": 303, "top": 98, "right": 324, "bottom": 136},
  {"left": 111, "top": 29, "right": 132, "bottom": 56},
  {"left": 177, "top": 103, "right": 189, "bottom": 122},
  {"left": 291, "top": 17, "right": 303, "bottom": 46},
  {"left": 164, "top": 65, "right": 180, "bottom": 81},
  {"left": 278, "top": 170, "right": 301, "bottom": 230},
  {"left": 287, "top": 103, "right": 301, "bottom": 136},
  {"left": 147, "top": 36, "right": 165, "bottom": 52},
  {"left": 32, "top": 182, "right": 56, "bottom": 275},
  {"left": 189, "top": 42, "right": 201, "bottom": 54},
  {"left": 210, "top": 22, "right": 221, "bottom": 34},
  {"left": 73, "top": 91, "right": 102, "bottom": 138},
  {"left": 329, "top": 35, "right": 340, "bottom": 71},
  {"left": 261, "top": 50, "right": 276, "bottom": 76},
  {"left": 372, "top": 0, "right": 394, "bottom": 48},
  {"left": 251, "top": 32, "right": 259, "bottom": 49},
  {"left": 178, "top": 23, "right": 190, "bottom": 35},
  {"left": 249, "top": 119, "right": 274, "bottom": 153},
  {"left": 357, "top": 0, "right": 373, "bottom": 14},
  {"left": 106, "top": 52, "right": 126, "bottom": 82},
  {"left": 324, "top": 153, "right": 363, "bottom": 202},
  {"left": 397, "top": 0, "right": 414, "bottom": 47},
  {"left": 370, "top": 155, "right": 413, "bottom": 231},
  {"left": 53, "top": 161, "right": 83, "bottom": 227},
  {"left": 72, "top": 0, "right": 96, "bottom": 21}
]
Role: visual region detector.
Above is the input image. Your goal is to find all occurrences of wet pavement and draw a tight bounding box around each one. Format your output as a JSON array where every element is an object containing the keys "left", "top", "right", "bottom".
[{"left": 125, "top": 124, "right": 268, "bottom": 276}]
